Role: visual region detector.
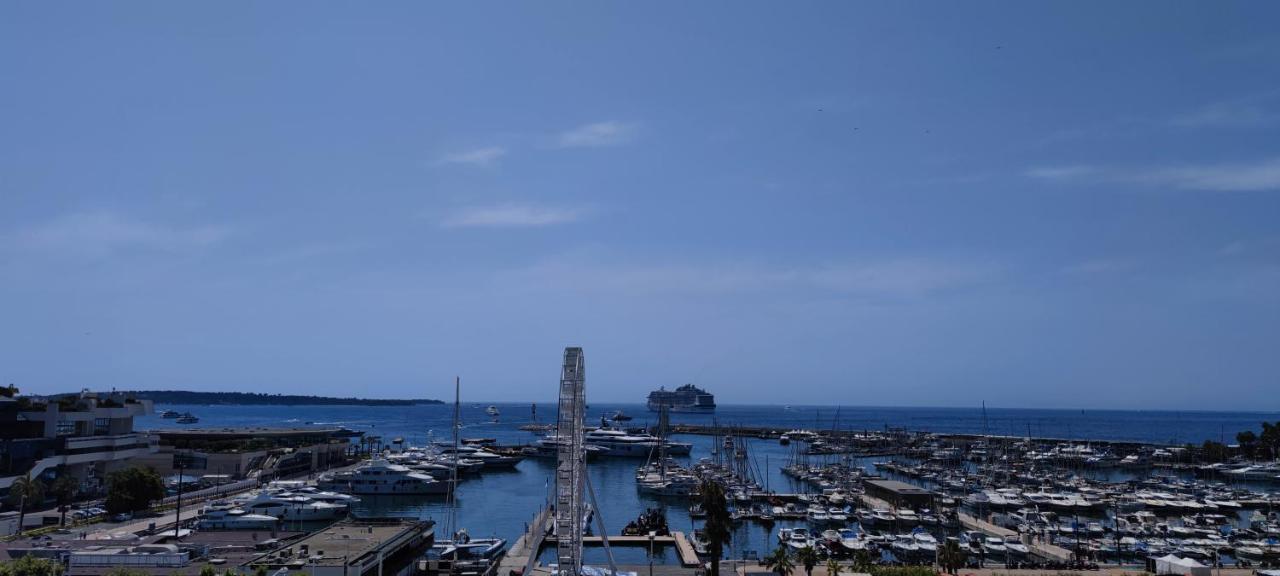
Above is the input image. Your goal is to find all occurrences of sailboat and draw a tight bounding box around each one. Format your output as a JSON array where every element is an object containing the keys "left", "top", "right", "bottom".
[
  {"left": 519, "top": 402, "right": 554, "bottom": 432},
  {"left": 424, "top": 377, "right": 507, "bottom": 572}
]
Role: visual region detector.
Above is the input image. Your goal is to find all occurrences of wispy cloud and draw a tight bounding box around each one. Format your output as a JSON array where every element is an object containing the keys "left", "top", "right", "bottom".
[
  {"left": 499, "top": 255, "right": 1000, "bottom": 299},
  {"left": 1171, "top": 93, "right": 1280, "bottom": 128},
  {"left": 437, "top": 146, "right": 507, "bottom": 167},
  {"left": 1026, "top": 157, "right": 1280, "bottom": 192},
  {"left": 13, "top": 210, "right": 230, "bottom": 257},
  {"left": 1141, "top": 157, "right": 1280, "bottom": 192},
  {"left": 557, "top": 121, "right": 637, "bottom": 148},
  {"left": 441, "top": 203, "right": 584, "bottom": 229},
  {"left": 1025, "top": 165, "right": 1098, "bottom": 180}
]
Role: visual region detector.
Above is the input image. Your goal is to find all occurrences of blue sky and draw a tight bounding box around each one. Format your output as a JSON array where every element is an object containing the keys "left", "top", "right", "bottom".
[{"left": 2, "top": 2, "right": 1278, "bottom": 409}]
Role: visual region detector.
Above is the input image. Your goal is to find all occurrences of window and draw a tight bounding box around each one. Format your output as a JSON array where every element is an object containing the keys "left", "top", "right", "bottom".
[
  {"left": 94, "top": 418, "right": 110, "bottom": 435},
  {"left": 56, "top": 421, "right": 76, "bottom": 436}
]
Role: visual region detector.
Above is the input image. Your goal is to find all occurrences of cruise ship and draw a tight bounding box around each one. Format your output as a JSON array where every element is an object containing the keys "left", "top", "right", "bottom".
[{"left": 647, "top": 384, "right": 716, "bottom": 413}]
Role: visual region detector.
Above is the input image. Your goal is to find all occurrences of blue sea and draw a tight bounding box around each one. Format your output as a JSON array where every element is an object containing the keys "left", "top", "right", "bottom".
[{"left": 137, "top": 403, "right": 1279, "bottom": 565}]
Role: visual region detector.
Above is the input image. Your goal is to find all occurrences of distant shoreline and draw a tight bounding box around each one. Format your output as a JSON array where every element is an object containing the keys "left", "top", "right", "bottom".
[{"left": 115, "top": 390, "right": 443, "bottom": 406}]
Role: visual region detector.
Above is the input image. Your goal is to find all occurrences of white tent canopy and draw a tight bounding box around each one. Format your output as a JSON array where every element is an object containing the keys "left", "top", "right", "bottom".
[{"left": 1154, "top": 554, "right": 1211, "bottom": 576}]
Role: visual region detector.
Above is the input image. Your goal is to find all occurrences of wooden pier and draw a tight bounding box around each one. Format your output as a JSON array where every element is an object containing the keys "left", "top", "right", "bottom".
[
  {"left": 496, "top": 507, "right": 701, "bottom": 574},
  {"left": 497, "top": 506, "right": 554, "bottom": 576},
  {"left": 957, "top": 512, "right": 1072, "bottom": 562}
]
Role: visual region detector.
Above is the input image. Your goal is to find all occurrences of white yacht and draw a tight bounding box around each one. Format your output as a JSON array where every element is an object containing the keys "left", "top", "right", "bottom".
[
  {"left": 486, "top": 405, "right": 500, "bottom": 417},
  {"left": 318, "top": 459, "right": 451, "bottom": 495},
  {"left": 577, "top": 428, "right": 693, "bottom": 457},
  {"left": 235, "top": 492, "right": 348, "bottom": 521},
  {"left": 197, "top": 503, "right": 279, "bottom": 530},
  {"left": 434, "top": 445, "right": 524, "bottom": 469}
]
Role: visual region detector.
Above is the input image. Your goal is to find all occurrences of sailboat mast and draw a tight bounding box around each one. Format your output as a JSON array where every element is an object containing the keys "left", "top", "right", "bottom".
[{"left": 449, "top": 376, "right": 461, "bottom": 535}]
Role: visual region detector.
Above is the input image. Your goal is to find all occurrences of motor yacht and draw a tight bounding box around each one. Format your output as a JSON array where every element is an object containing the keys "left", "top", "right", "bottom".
[
  {"left": 197, "top": 503, "right": 279, "bottom": 530},
  {"left": 434, "top": 445, "right": 524, "bottom": 469},
  {"left": 1003, "top": 535, "right": 1029, "bottom": 557},
  {"left": 891, "top": 536, "right": 920, "bottom": 559},
  {"left": 235, "top": 492, "right": 347, "bottom": 521},
  {"left": 579, "top": 428, "right": 693, "bottom": 457},
  {"left": 318, "top": 459, "right": 451, "bottom": 495}
]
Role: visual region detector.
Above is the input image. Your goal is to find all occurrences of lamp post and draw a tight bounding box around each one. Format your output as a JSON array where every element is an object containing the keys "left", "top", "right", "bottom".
[
  {"left": 174, "top": 452, "right": 186, "bottom": 540},
  {"left": 648, "top": 531, "right": 656, "bottom": 576}
]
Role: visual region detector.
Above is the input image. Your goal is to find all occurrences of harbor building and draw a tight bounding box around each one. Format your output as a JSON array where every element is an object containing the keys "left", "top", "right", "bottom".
[
  {"left": 244, "top": 517, "right": 434, "bottom": 576},
  {"left": 131, "top": 427, "right": 359, "bottom": 480},
  {"left": 863, "top": 479, "right": 935, "bottom": 509},
  {"left": 0, "top": 391, "right": 156, "bottom": 498}
]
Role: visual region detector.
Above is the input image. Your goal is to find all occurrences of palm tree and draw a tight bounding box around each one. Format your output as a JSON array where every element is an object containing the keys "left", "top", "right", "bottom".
[
  {"left": 938, "top": 539, "right": 967, "bottom": 574},
  {"left": 7, "top": 473, "right": 44, "bottom": 536},
  {"left": 765, "top": 546, "right": 795, "bottom": 576},
  {"left": 795, "top": 545, "right": 819, "bottom": 576},
  {"left": 51, "top": 474, "right": 79, "bottom": 526},
  {"left": 700, "top": 479, "right": 732, "bottom": 576},
  {"left": 825, "top": 557, "right": 842, "bottom": 576}
]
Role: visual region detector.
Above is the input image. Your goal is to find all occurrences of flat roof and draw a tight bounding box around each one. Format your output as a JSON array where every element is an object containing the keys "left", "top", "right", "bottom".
[
  {"left": 249, "top": 519, "right": 428, "bottom": 568},
  {"left": 864, "top": 479, "right": 934, "bottom": 496}
]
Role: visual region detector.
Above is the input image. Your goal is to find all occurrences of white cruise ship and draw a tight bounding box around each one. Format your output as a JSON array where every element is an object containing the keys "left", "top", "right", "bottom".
[{"left": 318, "top": 459, "right": 451, "bottom": 495}]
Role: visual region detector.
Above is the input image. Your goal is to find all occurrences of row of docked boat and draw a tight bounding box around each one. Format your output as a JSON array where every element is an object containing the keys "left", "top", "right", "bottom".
[{"left": 197, "top": 482, "right": 358, "bottom": 529}]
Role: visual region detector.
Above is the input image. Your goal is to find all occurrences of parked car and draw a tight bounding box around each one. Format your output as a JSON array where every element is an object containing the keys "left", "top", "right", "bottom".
[{"left": 111, "top": 512, "right": 133, "bottom": 522}]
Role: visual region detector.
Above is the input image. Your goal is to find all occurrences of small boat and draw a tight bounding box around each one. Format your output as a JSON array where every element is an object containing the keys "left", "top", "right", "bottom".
[
  {"left": 609, "top": 410, "right": 634, "bottom": 422},
  {"left": 485, "top": 405, "right": 500, "bottom": 417},
  {"left": 161, "top": 410, "right": 181, "bottom": 419},
  {"left": 779, "top": 434, "right": 791, "bottom": 445},
  {"left": 176, "top": 412, "right": 199, "bottom": 424}
]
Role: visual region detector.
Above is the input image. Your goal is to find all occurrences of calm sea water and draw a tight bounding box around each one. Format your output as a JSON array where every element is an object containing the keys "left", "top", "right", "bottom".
[{"left": 137, "top": 403, "right": 1278, "bottom": 564}]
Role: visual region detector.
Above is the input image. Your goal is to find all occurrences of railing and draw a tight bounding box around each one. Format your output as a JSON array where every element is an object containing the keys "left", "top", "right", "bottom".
[{"left": 159, "top": 478, "right": 260, "bottom": 507}]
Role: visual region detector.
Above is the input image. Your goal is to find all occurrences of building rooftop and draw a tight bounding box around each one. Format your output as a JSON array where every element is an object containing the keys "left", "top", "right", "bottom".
[
  {"left": 864, "top": 479, "right": 934, "bottom": 496},
  {"left": 247, "top": 518, "right": 430, "bottom": 569}
]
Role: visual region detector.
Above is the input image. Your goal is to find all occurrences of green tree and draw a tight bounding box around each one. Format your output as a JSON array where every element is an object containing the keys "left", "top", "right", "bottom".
[
  {"left": 765, "top": 546, "right": 795, "bottom": 576},
  {"left": 826, "top": 558, "right": 842, "bottom": 576},
  {"left": 50, "top": 473, "right": 79, "bottom": 526},
  {"left": 700, "top": 479, "right": 732, "bottom": 576},
  {"left": 851, "top": 548, "right": 873, "bottom": 572},
  {"left": 105, "top": 466, "right": 165, "bottom": 514},
  {"left": 1261, "top": 421, "right": 1280, "bottom": 460},
  {"left": 0, "top": 555, "right": 62, "bottom": 576},
  {"left": 198, "top": 566, "right": 219, "bottom": 576},
  {"left": 1237, "top": 430, "right": 1258, "bottom": 458},
  {"left": 938, "top": 539, "right": 967, "bottom": 574},
  {"left": 254, "top": 566, "right": 268, "bottom": 576},
  {"left": 0, "top": 384, "right": 18, "bottom": 398},
  {"left": 7, "top": 473, "right": 45, "bottom": 536},
  {"left": 796, "top": 545, "right": 819, "bottom": 576},
  {"left": 104, "top": 569, "right": 149, "bottom": 576},
  {"left": 1200, "top": 440, "right": 1229, "bottom": 463}
]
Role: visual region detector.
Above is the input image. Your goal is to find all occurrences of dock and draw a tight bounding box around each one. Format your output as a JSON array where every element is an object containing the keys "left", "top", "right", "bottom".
[
  {"left": 497, "top": 507, "right": 553, "bottom": 576},
  {"left": 957, "top": 512, "right": 1072, "bottom": 562},
  {"left": 497, "top": 506, "right": 700, "bottom": 574}
]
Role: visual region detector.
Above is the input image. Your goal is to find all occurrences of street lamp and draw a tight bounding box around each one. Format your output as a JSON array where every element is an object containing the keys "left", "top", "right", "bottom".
[
  {"left": 648, "top": 531, "right": 656, "bottom": 576},
  {"left": 174, "top": 452, "right": 186, "bottom": 540}
]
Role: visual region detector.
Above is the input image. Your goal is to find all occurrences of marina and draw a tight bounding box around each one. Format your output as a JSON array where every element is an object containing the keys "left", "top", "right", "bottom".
[{"left": 4, "top": 370, "right": 1280, "bottom": 576}]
